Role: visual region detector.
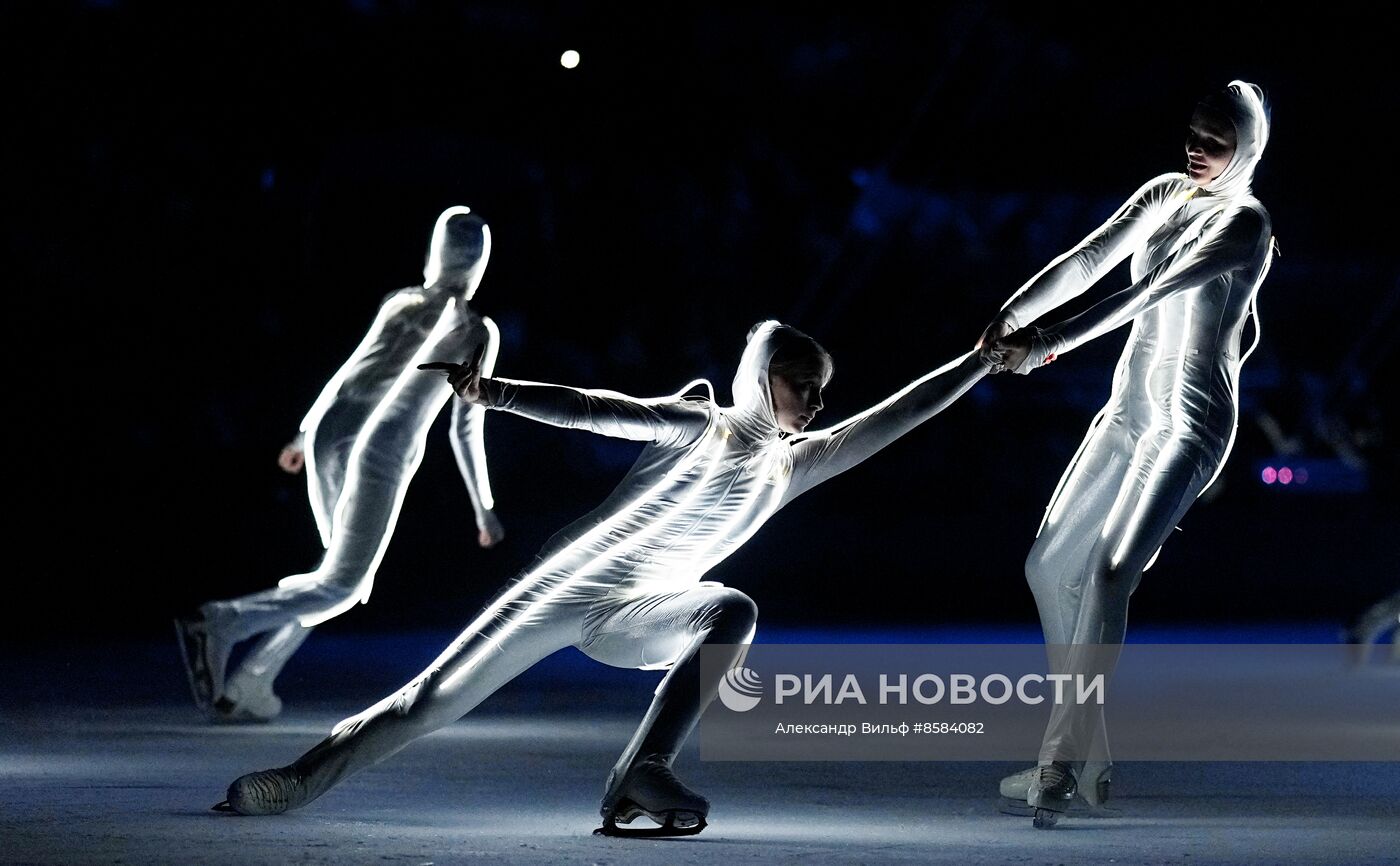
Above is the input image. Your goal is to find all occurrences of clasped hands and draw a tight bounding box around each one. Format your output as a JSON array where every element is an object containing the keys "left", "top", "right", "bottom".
[{"left": 975, "top": 319, "right": 1052, "bottom": 375}]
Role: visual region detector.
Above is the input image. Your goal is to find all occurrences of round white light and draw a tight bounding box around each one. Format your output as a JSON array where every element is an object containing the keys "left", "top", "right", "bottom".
[{"left": 560, "top": 50, "right": 580, "bottom": 69}]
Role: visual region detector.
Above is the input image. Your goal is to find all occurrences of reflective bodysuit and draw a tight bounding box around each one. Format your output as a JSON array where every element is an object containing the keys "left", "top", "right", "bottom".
[
  {"left": 190, "top": 207, "right": 502, "bottom": 720},
  {"left": 227, "top": 321, "right": 990, "bottom": 814},
  {"left": 991, "top": 82, "right": 1275, "bottom": 765}
]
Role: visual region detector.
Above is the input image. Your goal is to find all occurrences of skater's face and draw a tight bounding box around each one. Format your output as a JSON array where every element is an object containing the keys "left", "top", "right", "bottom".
[
  {"left": 1185, "top": 106, "right": 1237, "bottom": 187},
  {"left": 770, "top": 369, "right": 825, "bottom": 434}
]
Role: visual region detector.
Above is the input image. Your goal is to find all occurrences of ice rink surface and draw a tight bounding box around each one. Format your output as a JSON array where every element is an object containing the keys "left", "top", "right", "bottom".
[{"left": 3, "top": 628, "right": 1397, "bottom": 865}]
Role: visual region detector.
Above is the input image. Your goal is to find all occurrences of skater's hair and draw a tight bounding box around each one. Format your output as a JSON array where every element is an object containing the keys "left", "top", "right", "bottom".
[{"left": 757, "top": 323, "right": 834, "bottom": 386}]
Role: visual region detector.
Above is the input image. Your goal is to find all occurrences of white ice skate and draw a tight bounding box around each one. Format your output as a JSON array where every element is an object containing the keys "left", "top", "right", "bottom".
[
  {"left": 213, "top": 767, "right": 307, "bottom": 815},
  {"left": 211, "top": 676, "right": 283, "bottom": 724},
  {"left": 998, "top": 761, "right": 1118, "bottom": 818},
  {"left": 595, "top": 759, "right": 709, "bottom": 837}
]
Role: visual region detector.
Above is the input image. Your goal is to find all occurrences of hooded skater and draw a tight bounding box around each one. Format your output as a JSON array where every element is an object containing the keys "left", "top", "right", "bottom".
[
  {"left": 977, "top": 81, "right": 1275, "bottom": 827},
  {"left": 176, "top": 206, "right": 505, "bottom": 723},
  {"left": 215, "top": 320, "right": 993, "bottom": 836}
]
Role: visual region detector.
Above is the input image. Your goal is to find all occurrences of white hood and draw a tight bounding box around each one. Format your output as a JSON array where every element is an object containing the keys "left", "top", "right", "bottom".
[
  {"left": 725, "top": 320, "right": 784, "bottom": 445},
  {"left": 1200, "top": 80, "right": 1270, "bottom": 200},
  {"left": 423, "top": 205, "right": 491, "bottom": 298}
]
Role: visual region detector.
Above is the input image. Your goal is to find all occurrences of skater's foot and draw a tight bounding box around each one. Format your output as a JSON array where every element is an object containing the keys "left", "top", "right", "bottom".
[
  {"left": 215, "top": 767, "right": 307, "bottom": 815},
  {"left": 1027, "top": 761, "right": 1077, "bottom": 829},
  {"left": 174, "top": 606, "right": 234, "bottom": 718},
  {"left": 998, "top": 762, "right": 1117, "bottom": 817},
  {"left": 212, "top": 677, "right": 284, "bottom": 724},
  {"left": 596, "top": 759, "right": 709, "bottom": 838}
]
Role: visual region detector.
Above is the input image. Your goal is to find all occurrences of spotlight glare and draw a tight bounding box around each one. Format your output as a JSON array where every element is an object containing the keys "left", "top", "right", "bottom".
[
  {"left": 1261, "top": 466, "right": 1276, "bottom": 484},
  {"left": 560, "top": 50, "right": 580, "bottom": 69},
  {"left": 1278, "top": 467, "right": 1293, "bottom": 485}
]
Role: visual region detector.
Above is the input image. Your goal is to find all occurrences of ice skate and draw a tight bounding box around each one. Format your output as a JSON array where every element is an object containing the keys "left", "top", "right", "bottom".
[
  {"left": 174, "top": 607, "right": 233, "bottom": 718},
  {"left": 595, "top": 759, "right": 709, "bottom": 837},
  {"left": 1025, "top": 761, "right": 1077, "bottom": 829},
  {"left": 998, "top": 761, "right": 1117, "bottom": 817},
  {"left": 213, "top": 767, "right": 307, "bottom": 815},
  {"left": 210, "top": 676, "right": 283, "bottom": 724}
]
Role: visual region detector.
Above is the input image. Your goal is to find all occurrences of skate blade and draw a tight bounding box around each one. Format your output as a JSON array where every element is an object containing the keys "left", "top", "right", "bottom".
[
  {"left": 211, "top": 800, "right": 234, "bottom": 813},
  {"left": 999, "top": 796, "right": 1120, "bottom": 818},
  {"left": 174, "top": 618, "right": 216, "bottom": 714},
  {"left": 593, "top": 801, "right": 707, "bottom": 838},
  {"left": 211, "top": 696, "right": 277, "bottom": 725},
  {"left": 1027, "top": 785, "right": 1075, "bottom": 830}
]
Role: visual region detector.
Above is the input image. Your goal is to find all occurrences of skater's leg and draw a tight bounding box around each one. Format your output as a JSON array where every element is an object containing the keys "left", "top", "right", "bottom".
[
  {"left": 218, "top": 623, "right": 312, "bottom": 720},
  {"left": 1037, "top": 440, "right": 1216, "bottom": 766},
  {"left": 202, "top": 444, "right": 420, "bottom": 654},
  {"left": 585, "top": 585, "right": 757, "bottom": 771},
  {"left": 275, "top": 441, "right": 424, "bottom": 628},
  {"left": 210, "top": 419, "right": 359, "bottom": 720},
  {"left": 580, "top": 584, "right": 757, "bottom": 832},
  {"left": 225, "top": 584, "right": 588, "bottom": 814},
  {"left": 1025, "top": 416, "right": 1134, "bottom": 770},
  {"left": 1027, "top": 414, "right": 1133, "bottom": 646}
]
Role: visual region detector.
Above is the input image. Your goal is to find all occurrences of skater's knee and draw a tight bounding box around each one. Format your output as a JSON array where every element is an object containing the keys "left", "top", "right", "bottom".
[
  {"left": 1024, "top": 549, "right": 1052, "bottom": 592},
  {"left": 703, "top": 589, "right": 758, "bottom": 644},
  {"left": 277, "top": 570, "right": 363, "bottom": 608}
]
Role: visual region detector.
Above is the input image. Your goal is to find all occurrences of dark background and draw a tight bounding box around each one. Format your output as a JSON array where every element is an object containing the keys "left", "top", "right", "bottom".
[{"left": 9, "top": 2, "right": 1396, "bottom": 644}]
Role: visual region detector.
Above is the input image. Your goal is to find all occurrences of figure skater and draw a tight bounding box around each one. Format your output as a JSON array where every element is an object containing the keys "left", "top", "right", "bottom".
[
  {"left": 978, "top": 81, "right": 1275, "bottom": 827},
  {"left": 215, "top": 320, "right": 992, "bottom": 836},
  {"left": 176, "top": 206, "right": 504, "bottom": 723}
]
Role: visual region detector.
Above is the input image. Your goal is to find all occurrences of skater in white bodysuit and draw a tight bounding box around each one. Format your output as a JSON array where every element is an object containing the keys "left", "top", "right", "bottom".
[
  {"left": 977, "top": 81, "right": 1275, "bottom": 826},
  {"left": 216, "top": 320, "right": 993, "bottom": 836},
  {"left": 176, "top": 206, "right": 504, "bottom": 723}
]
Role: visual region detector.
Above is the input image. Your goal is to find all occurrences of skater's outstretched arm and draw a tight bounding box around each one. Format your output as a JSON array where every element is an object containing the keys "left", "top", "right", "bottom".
[
  {"left": 784, "top": 350, "right": 991, "bottom": 500},
  {"left": 979, "top": 173, "right": 1183, "bottom": 345},
  {"left": 481, "top": 378, "right": 711, "bottom": 445},
  {"left": 998, "top": 203, "right": 1271, "bottom": 374},
  {"left": 448, "top": 317, "right": 504, "bottom": 546},
  {"left": 423, "top": 350, "right": 710, "bottom": 446}
]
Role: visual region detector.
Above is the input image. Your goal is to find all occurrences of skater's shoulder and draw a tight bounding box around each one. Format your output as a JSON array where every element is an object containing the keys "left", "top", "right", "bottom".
[
  {"left": 1134, "top": 172, "right": 1192, "bottom": 200},
  {"left": 369, "top": 285, "right": 432, "bottom": 315},
  {"left": 661, "top": 390, "right": 720, "bottom": 448},
  {"left": 672, "top": 379, "right": 718, "bottom": 407},
  {"left": 1233, "top": 195, "right": 1271, "bottom": 224},
  {"left": 1223, "top": 198, "right": 1271, "bottom": 241}
]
